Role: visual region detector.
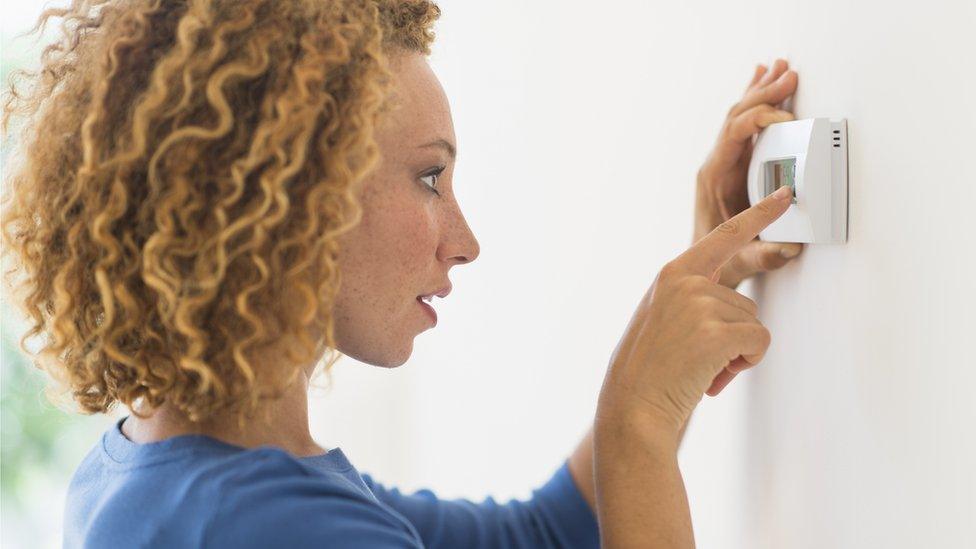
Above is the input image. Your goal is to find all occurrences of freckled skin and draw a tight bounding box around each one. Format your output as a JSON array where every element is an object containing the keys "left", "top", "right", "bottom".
[
  {"left": 121, "top": 53, "right": 479, "bottom": 452},
  {"left": 332, "top": 53, "right": 480, "bottom": 367}
]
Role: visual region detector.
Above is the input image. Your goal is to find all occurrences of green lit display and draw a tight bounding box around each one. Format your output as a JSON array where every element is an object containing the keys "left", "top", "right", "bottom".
[{"left": 764, "top": 157, "right": 797, "bottom": 204}]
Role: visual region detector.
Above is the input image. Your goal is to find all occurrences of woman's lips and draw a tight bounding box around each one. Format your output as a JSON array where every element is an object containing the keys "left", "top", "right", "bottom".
[{"left": 416, "top": 296, "right": 437, "bottom": 326}]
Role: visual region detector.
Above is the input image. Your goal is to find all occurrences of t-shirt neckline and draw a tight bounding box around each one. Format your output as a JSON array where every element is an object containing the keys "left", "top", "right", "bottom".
[{"left": 102, "top": 415, "right": 349, "bottom": 471}]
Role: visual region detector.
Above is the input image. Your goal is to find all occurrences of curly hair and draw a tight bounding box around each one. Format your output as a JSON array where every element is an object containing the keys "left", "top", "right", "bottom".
[{"left": 0, "top": 0, "right": 441, "bottom": 425}]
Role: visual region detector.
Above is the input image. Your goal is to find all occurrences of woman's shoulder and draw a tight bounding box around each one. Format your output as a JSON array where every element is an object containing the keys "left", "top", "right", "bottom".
[
  {"left": 202, "top": 448, "right": 423, "bottom": 548},
  {"left": 65, "top": 421, "right": 421, "bottom": 548},
  {"left": 70, "top": 420, "right": 381, "bottom": 513}
]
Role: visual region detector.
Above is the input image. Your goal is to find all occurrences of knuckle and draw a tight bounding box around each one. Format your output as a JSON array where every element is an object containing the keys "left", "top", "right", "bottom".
[
  {"left": 682, "top": 274, "right": 710, "bottom": 292},
  {"left": 700, "top": 320, "right": 726, "bottom": 342},
  {"left": 757, "top": 325, "right": 772, "bottom": 348},
  {"left": 716, "top": 218, "right": 742, "bottom": 236},
  {"left": 693, "top": 293, "right": 717, "bottom": 313},
  {"left": 691, "top": 274, "right": 712, "bottom": 287},
  {"left": 658, "top": 261, "right": 681, "bottom": 281}
]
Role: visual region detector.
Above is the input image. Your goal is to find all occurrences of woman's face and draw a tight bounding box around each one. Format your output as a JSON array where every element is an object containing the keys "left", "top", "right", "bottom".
[{"left": 332, "top": 52, "right": 480, "bottom": 367}]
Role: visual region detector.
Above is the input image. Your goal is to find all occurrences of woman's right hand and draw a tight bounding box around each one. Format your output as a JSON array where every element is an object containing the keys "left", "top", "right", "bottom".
[{"left": 596, "top": 184, "right": 795, "bottom": 439}]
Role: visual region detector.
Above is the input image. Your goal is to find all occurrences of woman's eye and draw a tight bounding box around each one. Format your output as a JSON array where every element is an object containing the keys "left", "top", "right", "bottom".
[{"left": 419, "top": 166, "right": 445, "bottom": 196}]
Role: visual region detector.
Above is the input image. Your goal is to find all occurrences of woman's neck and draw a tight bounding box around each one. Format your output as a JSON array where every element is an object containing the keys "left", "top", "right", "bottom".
[{"left": 120, "top": 371, "right": 328, "bottom": 458}]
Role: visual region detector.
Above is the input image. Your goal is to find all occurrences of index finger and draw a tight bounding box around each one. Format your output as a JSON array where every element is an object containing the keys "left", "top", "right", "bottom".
[{"left": 675, "top": 185, "right": 794, "bottom": 276}]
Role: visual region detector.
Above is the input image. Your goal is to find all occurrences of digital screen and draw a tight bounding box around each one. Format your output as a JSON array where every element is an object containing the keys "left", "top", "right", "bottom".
[{"left": 764, "top": 157, "right": 797, "bottom": 204}]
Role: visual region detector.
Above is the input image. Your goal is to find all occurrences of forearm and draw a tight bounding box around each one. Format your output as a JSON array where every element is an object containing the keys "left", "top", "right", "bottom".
[
  {"left": 567, "top": 428, "right": 596, "bottom": 511},
  {"left": 592, "top": 412, "right": 693, "bottom": 548},
  {"left": 567, "top": 412, "right": 691, "bottom": 517}
]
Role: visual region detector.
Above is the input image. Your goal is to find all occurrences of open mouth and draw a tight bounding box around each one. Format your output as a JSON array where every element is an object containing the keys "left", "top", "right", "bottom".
[{"left": 416, "top": 296, "right": 437, "bottom": 325}]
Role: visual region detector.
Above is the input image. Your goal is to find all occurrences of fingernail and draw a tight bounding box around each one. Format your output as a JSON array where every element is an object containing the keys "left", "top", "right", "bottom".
[
  {"left": 771, "top": 185, "right": 792, "bottom": 200},
  {"left": 780, "top": 246, "right": 800, "bottom": 258}
]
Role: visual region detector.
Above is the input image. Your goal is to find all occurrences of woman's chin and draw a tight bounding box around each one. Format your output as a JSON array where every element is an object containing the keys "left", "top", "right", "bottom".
[{"left": 338, "top": 340, "right": 413, "bottom": 369}]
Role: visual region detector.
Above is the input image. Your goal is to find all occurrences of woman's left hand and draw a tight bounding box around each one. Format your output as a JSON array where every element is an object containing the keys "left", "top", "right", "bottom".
[
  {"left": 693, "top": 58, "right": 804, "bottom": 291},
  {"left": 693, "top": 59, "right": 803, "bottom": 396}
]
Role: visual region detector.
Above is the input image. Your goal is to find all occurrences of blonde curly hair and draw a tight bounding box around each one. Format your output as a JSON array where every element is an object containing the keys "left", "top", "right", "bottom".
[{"left": 0, "top": 0, "right": 441, "bottom": 425}]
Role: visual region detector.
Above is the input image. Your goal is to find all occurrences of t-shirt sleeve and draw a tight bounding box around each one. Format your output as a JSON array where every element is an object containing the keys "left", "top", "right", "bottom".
[
  {"left": 360, "top": 460, "right": 600, "bottom": 549},
  {"left": 204, "top": 452, "right": 424, "bottom": 549}
]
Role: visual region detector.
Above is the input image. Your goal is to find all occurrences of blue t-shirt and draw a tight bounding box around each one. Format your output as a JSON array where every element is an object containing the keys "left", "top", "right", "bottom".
[{"left": 63, "top": 416, "right": 600, "bottom": 548}]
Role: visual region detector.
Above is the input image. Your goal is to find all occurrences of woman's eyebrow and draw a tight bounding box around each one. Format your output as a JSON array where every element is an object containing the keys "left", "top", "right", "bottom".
[{"left": 417, "top": 138, "right": 457, "bottom": 161}]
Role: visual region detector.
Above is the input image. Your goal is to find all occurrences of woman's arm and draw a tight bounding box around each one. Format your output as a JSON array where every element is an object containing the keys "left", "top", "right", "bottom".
[
  {"left": 361, "top": 463, "right": 599, "bottom": 549},
  {"left": 567, "top": 59, "right": 803, "bottom": 541},
  {"left": 567, "top": 413, "right": 691, "bottom": 514},
  {"left": 594, "top": 179, "right": 796, "bottom": 547}
]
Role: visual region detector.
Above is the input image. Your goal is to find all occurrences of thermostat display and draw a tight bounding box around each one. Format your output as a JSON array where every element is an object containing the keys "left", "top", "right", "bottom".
[
  {"left": 747, "top": 117, "right": 849, "bottom": 244},
  {"left": 764, "top": 157, "right": 797, "bottom": 204}
]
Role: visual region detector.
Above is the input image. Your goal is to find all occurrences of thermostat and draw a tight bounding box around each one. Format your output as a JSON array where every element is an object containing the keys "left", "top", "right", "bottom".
[{"left": 747, "top": 117, "right": 849, "bottom": 243}]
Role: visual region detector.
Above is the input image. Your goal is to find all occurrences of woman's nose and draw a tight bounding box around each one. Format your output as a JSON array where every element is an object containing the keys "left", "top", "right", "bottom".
[{"left": 438, "top": 204, "right": 480, "bottom": 266}]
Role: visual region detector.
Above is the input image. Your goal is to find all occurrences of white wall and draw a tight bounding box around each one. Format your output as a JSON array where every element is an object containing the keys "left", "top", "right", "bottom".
[{"left": 317, "top": 0, "right": 975, "bottom": 547}]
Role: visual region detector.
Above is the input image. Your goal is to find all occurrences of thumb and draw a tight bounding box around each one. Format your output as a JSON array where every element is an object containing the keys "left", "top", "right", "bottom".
[{"left": 721, "top": 239, "right": 803, "bottom": 286}]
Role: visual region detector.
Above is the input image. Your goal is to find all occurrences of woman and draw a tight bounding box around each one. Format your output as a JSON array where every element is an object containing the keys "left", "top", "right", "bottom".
[{"left": 1, "top": 0, "right": 803, "bottom": 547}]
